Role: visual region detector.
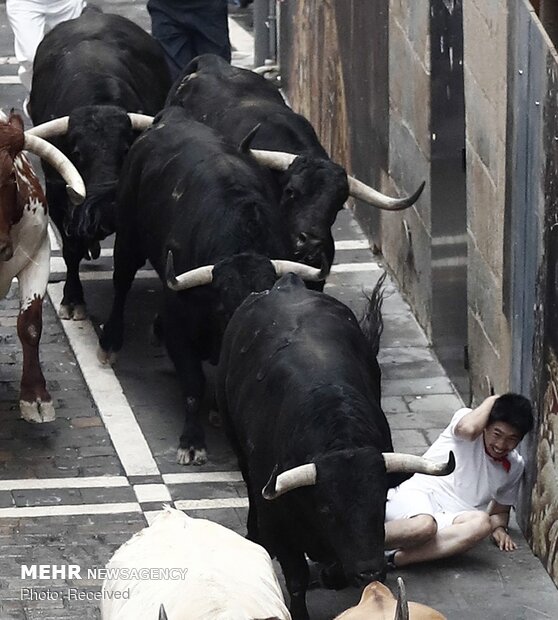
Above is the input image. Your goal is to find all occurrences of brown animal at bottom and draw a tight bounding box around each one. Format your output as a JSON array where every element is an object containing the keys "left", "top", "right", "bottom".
[{"left": 334, "top": 578, "right": 446, "bottom": 620}]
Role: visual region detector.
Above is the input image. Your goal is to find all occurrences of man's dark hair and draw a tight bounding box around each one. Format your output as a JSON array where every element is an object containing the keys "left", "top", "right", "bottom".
[{"left": 488, "top": 393, "right": 534, "bottom": 438}]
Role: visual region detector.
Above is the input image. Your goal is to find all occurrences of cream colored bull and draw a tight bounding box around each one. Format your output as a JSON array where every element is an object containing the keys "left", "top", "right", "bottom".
[
  {"left": 334, "top": 578, "right": 446, "bottom": 620},
  {"left": 101, "top": 506, "right": 291, "bottom": 620}
]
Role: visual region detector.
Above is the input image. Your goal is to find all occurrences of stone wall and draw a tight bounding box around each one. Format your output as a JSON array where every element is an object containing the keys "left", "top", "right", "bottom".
[
  {"left": 462, "top": 0, "right": 511, "bottom": 395},
  {"left": 382, "top": 0, "right": 433, "bottom": 338}
]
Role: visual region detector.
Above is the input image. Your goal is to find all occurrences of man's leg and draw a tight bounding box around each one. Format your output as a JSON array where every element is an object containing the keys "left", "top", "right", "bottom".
[
  {"left": 192, "top": 0, "right": 231, "bottom": 62},
  {"left": 45, "top": 0, "right": 85, "bottom": 32},
  {"left": 148, "top": 5, "right": 194, "bottom": 79},
  {"left": 388, "top": 511, "right": 492, "bottom": 567},
  {"left": 385, "top": 514, "right": 438, "bottom": 549}
]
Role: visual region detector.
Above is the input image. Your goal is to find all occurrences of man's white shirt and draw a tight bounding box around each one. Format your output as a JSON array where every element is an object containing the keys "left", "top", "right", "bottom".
[{"left": 388, "top": 408, "right": 524, "bottom": 513}]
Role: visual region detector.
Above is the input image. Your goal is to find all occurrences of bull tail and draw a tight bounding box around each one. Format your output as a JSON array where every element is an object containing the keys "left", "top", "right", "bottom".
[{"left": 359, "top": 271, "right": 387, "bottom": 359}]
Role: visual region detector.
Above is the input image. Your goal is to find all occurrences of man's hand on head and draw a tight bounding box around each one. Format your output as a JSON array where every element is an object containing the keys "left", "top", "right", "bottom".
[
  {"left": 492, "top": 526, "right": 517, "bottom": 551},
  {"left": 455, "top": 394, "right": 500, "bottom": 440}
]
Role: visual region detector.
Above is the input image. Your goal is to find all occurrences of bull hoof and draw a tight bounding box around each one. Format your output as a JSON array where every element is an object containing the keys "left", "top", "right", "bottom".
[
  {"left": 58, "top": 304, "right": 73, "bottom": 320},
  {"left": 208, "top": 410, "right": 222, "bottom": 428},
  {"left": 58, "top": 303, "right": 87, "bottom": 320},
  {"left": 20, "top": 399, "right": 56, "bottom": 423},
  {"left": 72, "top": 305, "right": 87, "bottom": 321},
  {"left": 97, "top": 345, "right": 117, "bottom": 366},
  {"left": 176, "top": 447, "right": 207, "bottom": 466},
  {"left": 86, "top": 241, "right": 101, "bottom": 261}
]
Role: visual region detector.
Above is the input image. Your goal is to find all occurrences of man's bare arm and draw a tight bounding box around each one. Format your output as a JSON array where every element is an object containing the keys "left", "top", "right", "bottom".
[
  {"left": 454, "top": 394, "right": 499, "bottom": 440},
  {"left": 488, "top": 501, "right": 517, "bottom": 551}
]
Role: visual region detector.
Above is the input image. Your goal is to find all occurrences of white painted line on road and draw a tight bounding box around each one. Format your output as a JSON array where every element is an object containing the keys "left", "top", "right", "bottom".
[
  {"left": 0, "top": 502, "right": 141, "bottom": 519},
  {"left": 51, "top": 259, "right": 380, "bottom": 280},
  {"left": 144, "top": 510, "right": 165, "bottom": 525},
  {"left": 431, "top": 256, "right": 467, "bottom": 268},
  {"left": 0, "top": 476, "right": 129, "bottom": 492},
  {"left": 0, "top": 76, "right": 20, "bottom": 84},
  {"left": 163, "top": 471, "right": 244, "bottom": 485},
  {"left": 49, "top": 260, "right": 156, "bottom": 281},
  {"left": 0, "top": 56, "right": 18, "bottom": 65},
  {"left": 334, "top": 239, "right": 370, "bottom": 250},
  {"left": 432, "top": 233, "right": 468, "bottom": 247},
  {"left": 48, "top": 282, "right": 160, "bottom": 477},
  {"left": 228, "top": 18, "right": 254, "bottom": 57},
  {"left": 55, "top": 243, "right": 370, "bottom": 259},
  {"left": 174, "top": 497, "right": 249, "bottom": 510},
  {"left": 48, "top": 224, "right": 61, "bottom": 252},
  {"left": 330, "top": 262, "right": 381, "bottom": 273},
  {"left": 134, "top": 484, "right": 172, "bottom": 503}
]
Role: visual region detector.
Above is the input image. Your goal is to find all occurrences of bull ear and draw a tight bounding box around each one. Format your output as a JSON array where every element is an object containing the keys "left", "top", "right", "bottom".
[
  {"left": 159, "top": 604, "right": 168, "bottom": 620},
  {"left": 394, "top": 577, "right": 409, "bottom": 620},
  {"left": 239, "top": 123, "right": 261, "bottom": 153}
]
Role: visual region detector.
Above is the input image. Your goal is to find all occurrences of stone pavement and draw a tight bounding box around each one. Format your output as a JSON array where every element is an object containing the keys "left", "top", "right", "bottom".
[{"left": 0, "top": 1, "right": 556, "bottom": 618}]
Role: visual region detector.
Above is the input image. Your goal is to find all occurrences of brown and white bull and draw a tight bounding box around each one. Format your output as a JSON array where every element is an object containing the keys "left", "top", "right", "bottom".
[
  {"left": 334, "top": 578, "right": 446, "bottom": 620},
  {"left": 0, "top": 111, "right": 85, "bottom": 422}
]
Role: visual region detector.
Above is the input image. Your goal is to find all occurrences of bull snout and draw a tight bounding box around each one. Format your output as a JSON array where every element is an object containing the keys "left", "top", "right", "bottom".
[
  {"left": 0, "top": 238, "right": 14, "bottom": 262},
  {"left": 294, "top": 232, "right": 325, "bottom": 265},
  {"left": 350, "top": 560, "right": 387, "bottom": 587}
]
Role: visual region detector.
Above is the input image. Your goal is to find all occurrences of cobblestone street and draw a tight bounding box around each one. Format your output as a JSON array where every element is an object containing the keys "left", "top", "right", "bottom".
[{"left": 0, "top": 1, "right": 557, "bottom": 619}]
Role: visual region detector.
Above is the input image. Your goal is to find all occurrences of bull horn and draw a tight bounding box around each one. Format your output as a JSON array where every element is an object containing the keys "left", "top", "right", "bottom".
[
  {"left": 165, "top": 251, "right": 213, "bottom": 291},
  {"left": 128, "top": 113, "right": 154, "bottom": 131},
  {"left": 382, "top": 450, "right": 455, "bottom": 475},
  {"left": 395, "top": 577, "right": 409, "bottom": 620},
  {"left": 348, "top": 177, "right": 425, "bottom": 211},
  {"left": 271, "top": 259, "right": 326, "bottom": 282},
  {"left": 23, "top": 133, "right": 85, "bottom": 204},
  {"left": 159, "top": 604, "right": 168, "bottom": 620},
  {"left": 262, "top": 463, "right": 317, "bottom": 500},
  {"left": 26, "top": 117, "right": 69, "bottom": 139},
  {"left": 27, "top": 113, "right": 153, "bottom": 139},
  {"left": 239, "top": 123, "right": 261, "bottom": 153},
  {"left": 250, "top": 149, "right": 297, "bottom": 171}
]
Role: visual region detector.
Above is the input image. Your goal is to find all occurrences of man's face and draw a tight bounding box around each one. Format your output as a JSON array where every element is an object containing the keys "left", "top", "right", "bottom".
[{"left": 483, "top": 421, "right": 522, "bottom": 459}]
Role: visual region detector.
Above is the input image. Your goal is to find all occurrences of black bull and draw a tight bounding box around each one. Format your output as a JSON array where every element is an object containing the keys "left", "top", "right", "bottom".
[
  {"left": 98, "top": 107, "right": 324, "bottom": 466},
  {"left": 27, "top": 8, "right": 171, "bottom": 320},
  {"left": 216, "top": 274, "right": 454, "bottom": 620},
  {"left": 166, "top": 53, "right": 425, "bottom": 274}
]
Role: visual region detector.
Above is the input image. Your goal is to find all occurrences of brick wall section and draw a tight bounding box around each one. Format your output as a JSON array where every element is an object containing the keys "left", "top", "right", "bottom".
[
  {"left": 462, "top": 0, "right": 512, "bottom": 394},
  {"left": 383, "top": 0, "right": 433, "bottom": 338}
]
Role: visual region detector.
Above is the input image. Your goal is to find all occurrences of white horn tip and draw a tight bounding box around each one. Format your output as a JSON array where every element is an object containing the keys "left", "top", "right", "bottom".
[{"left": 66, "top": 185, "right": 85, "bottom": 205}]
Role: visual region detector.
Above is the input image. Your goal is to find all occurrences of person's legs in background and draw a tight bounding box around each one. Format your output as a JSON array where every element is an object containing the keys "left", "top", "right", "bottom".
[
  {"left": 6, "top": 0, "right": 46, "bottom": 93},
  {"left": 191, "top": 0, "right": 231, "bottom": 63},
  {"left": 147, "top": 4, "right": 195, "bottom": 80},
  {"left": 44, "top": 0, "right": 86, "bottom": 33}
]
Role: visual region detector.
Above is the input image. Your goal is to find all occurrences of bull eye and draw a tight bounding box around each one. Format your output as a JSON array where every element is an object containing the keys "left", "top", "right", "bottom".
[{"left": 283, "top": 187, "right": 296, "bottom": 201}]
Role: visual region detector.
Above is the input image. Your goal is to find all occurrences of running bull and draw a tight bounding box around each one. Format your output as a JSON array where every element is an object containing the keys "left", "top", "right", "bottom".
[
  {"left": 216, "top": 273, "right": 454, "bottom": 620},
  {"left": 0, "top": 110, "right": 85, "bottom": 422},
  {"left": 27, "top": 8, "right": 171, "bottom": 320},
  {"left": 98, "top": 107, "right": 324, "bottom": 465},
  {"left": 167, "top": 53, "right": 424, "bottom": 274}
]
